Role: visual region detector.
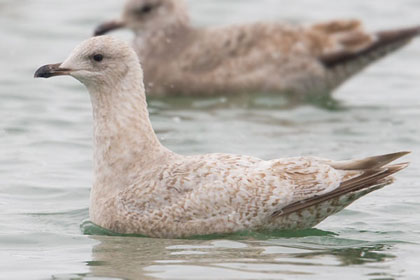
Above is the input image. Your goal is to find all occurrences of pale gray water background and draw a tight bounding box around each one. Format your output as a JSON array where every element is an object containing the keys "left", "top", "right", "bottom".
[{"left": 1, "top": 0, "right": 420, "bottom": 279}]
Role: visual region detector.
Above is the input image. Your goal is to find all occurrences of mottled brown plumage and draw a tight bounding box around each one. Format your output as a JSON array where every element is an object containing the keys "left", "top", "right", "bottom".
[
  {"left": 35, "top": 36, "right": 409, "bottom": 238},
  {"left": 94, "top": 0, "right": 420, "bottom": 98}
]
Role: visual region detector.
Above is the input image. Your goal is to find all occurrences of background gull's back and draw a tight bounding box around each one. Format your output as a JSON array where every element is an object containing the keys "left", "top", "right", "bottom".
[{"left": 0, "top": 0, "right": 419, "bottom": 279}]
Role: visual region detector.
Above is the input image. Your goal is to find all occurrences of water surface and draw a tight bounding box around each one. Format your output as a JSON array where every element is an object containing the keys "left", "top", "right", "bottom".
[{"left": 1, "top": 0, "right": 420, "bottom": 279}]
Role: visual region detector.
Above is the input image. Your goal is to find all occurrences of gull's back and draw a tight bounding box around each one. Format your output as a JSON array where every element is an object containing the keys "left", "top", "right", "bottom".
[{"left": 138, "top": 18, "right": 419, "bottom": 98}]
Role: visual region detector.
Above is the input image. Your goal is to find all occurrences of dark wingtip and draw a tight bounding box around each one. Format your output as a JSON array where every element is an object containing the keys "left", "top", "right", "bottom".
[
  {"left": 320, "top": 25, "right": 420, "bottom": 69},
  {"left": 376, "top": 25, "right": 420, "bottom": 42},
  {"left": 387, "top": 162, "right": 410, "bottom": 173}
]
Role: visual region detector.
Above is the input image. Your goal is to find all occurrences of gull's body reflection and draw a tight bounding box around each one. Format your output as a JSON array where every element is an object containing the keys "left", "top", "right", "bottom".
[{"left": 86, "top": 232, "right": 395, "bottom": 280}]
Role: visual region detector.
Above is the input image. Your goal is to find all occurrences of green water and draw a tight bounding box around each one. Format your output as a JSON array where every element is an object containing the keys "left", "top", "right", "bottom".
[{"left": 1, "top": 0, "right": 420, "bottom": 279}]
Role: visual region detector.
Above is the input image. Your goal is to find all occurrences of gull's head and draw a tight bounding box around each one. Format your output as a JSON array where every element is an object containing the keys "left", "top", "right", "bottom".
[
  {"left": 94, "top": 0, "right": 189, "bottom": 36},
  {"left": 34, "top": 36, "right": 142, "bottom": 90}
]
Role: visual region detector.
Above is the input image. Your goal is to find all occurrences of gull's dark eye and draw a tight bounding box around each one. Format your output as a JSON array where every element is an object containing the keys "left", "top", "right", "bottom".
[
  {"left": 141, "top": 4, "right": 153, "bottom": 14},
  {"left": 134, "top": 3, "right": 160, "bottom": 15},
  {"left": 93, "top": 54, "right": 104, "bottom": 62}
]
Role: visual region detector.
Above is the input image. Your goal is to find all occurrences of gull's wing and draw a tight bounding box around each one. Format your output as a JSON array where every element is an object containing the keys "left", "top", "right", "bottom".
[
  {"left": 181, "top": 20, "right": 419, "bottom": 73},
  {"left": 178, "top": 22, "right": 324, "bottom": 74},
  {"left": 168, "top": 20, "right": 419, "bottom": 95},
  {"left": 270, "top": 152, "right": 409, "bottom": 230},
  {"left": 115, "top": 152, "right": 408, "bottom": 237},
  {"left": 320, "top": 25, "right": 420, "bottom": 68},
  {"left": 319, "top": 25, "right": 420, "bottom": 89}
]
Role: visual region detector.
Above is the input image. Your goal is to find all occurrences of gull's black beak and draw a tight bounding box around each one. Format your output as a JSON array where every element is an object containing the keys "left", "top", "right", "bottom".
[
  {"left": 94, "top": 20, "right": 126, "bottom": 36},
  {"left": 34, "top": 63, "right": 71, "bottom": 78}
]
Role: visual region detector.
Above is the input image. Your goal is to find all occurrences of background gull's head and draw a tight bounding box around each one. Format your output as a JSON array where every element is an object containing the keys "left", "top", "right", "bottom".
[
  {"left": 34, "top": 36, "right": 143, "bottom": 92},
  {"left": 94, "top": 0, "right": 189, "bottom": 36}
]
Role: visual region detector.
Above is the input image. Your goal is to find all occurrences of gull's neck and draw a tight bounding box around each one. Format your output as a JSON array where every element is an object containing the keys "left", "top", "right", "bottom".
[{"left": 86, "top": 66, "right": 171, "bottom": 204}]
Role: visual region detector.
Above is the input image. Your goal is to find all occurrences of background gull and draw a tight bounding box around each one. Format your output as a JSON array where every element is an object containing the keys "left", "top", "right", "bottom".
[
  {"left": 94, "top": 0, "right": 420, "bottom": 98},
  {"left": 35, "top": 36, "right": 409, "bottom": 238}
]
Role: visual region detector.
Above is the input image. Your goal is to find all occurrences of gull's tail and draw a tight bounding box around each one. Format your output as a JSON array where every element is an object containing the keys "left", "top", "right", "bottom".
[
  {"left": 319, "top": 24, "right": 420, "bottom": 90},
  {"left": 269, "top": 152, "right": 410, "bottom": 230}
]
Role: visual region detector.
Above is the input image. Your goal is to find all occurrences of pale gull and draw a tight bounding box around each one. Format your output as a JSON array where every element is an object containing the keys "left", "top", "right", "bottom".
[
  {"left": 34, "top": 36, "right": 409, "bottom": 238},
  {"left": 94, "top": 0, "right": 420, "bottom": 98}
]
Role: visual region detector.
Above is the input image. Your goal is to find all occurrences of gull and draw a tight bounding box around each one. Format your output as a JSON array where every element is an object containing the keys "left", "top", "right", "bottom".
[
  {"left": 94, "top": 0, "right": 420, "bottom": 98},
  {"left": 35, "top": 36, "right": 409, "bottom": 238}
]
